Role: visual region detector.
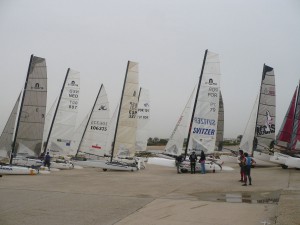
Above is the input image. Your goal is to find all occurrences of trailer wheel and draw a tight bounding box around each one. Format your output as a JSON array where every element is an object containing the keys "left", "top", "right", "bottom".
[
  {"left": 103, "top": 168, "right": 107, "bottom": 172},
  {"left": 180, "top": 168, "right": 188, "bottom": 173}
]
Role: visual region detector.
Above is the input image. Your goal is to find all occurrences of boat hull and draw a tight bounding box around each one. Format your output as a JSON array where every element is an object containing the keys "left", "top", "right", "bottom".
[
  {"left": 285, "top": 156, "right": 300, "bottom": 169},
  {"left": 253, "top": 151, "right": 277, "bottom": 167},
  {"left": 0, "top": 165, "right": 38, "bottom": 175},
  {"left": 97, "top": 161, "right": 138, "bottom": 171}
]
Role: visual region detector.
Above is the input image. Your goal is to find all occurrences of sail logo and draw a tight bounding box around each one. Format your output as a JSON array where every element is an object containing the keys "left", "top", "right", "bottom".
[
  {"left": 98, "top": 105, "right": 107, "bottom": 110},
  {"left": 57, "top": 139, "right": 71, "bottom": 146},
  {"left": 264, "top": 87, "right": 275, "bottom": 96},
  {"left": 144, "top": 103, "right": 149, "bottom": 107},
  {"left": 31, "top": 82, "right": 44, "bottom": 90},
  {"left": 91, "top": 145, "right": 101, "bottom": 149},
  {"left": 256, "top": 110, "right": 275, "bottom": 135},
  {"left": 68, "top": 80, "right": 78, "bottom": 87},
  {"left": 205, "top": 78, "right": 217, "bottom": 86}
]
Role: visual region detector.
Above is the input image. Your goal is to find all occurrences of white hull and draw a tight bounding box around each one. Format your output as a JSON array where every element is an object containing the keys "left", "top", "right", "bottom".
[
  {"left": 180, "top": 161, "right": 223, "bottom": 173},
  {"left": 0, "top": 165, "right": 38, "bottom": 175},
  {"left": 72, "top": 159, "right": 107, "bottom": 168},
  {"left": 253, "top": 151, "right": 277, "bottom": 167},
  {"left": 147, "top": 157, "right": 175, "bottom": 167},
  {"left": 50, "top": 161, "right": 74, "bottom": 170},
  {"left": 12, "top": 157, "right": 43, "bottom": 167},
  {"left": 285, "top": 156, "right": 300, "bottom": 169},
  {"left": 98, "top": 161, "right": 138, "bottom": 171},
  {"left": 270, "top": 152, "right": 290, "bottom": 166}
]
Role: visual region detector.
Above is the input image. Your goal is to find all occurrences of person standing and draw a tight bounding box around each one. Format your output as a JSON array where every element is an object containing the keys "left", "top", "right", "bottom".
[
  {"left": 238, "top": 149, "right": 245, "bottom": 182},
  {"left": 189, "top": 151, "right": 197, "bottom": 174},
  {"left": 199, "top": 150, "right": 206, "bottom": 174},
  {"left": 44, "top": 152, "right": 51, "bottom": 171},
  {"left": 242, "top": 152, "right": 256, "bottom": 186},
  {"left": 175, "top": 154, "right": 184, "bottom": 174}
]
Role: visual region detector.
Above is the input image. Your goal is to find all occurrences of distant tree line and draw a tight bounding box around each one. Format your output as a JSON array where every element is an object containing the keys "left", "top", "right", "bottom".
[{"left": 147, "top": 137, "right": 168, "bottom": 146}]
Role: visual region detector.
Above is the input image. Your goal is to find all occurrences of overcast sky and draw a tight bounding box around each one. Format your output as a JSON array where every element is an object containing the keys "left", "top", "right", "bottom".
[{"left": 0, "top": 0, "right": 300, "bottom": 139}]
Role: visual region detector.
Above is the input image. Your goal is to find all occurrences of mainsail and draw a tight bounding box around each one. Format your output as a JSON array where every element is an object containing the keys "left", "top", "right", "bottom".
[
  {"left": 254, "top": 65, "right": 276, "bottom": 155},
  {"left": 164, "top": 87, "right": 195, "bottom": 156},
  {"left": 289, "top": 82, "right": 300, "bottom": 150},
  {"left": 239, "top": 95, "right": 259, "bottom": 155},
  {"left": 11, "top": 55, "right": 47, "bottom": 161},
  {"left": 44, "top": 68, "right": 80, "bottom": 157},
  {"left": 111, "top": 61, "right": 139, "bottom": 159},
  {"left": 215, "top": 91, "right": 224, "bottom": 151},
  {"left": 136, "top": 87, "right": 150, "bottom": 152},
  {"left": 276, "top": 87, "right": 297, "bottom": 148},
  {"left": 186, "top": 50, "right": 221, "bottom": 155},
  {"left": 76, "top": 84, "right": 110, "bottom": 157},
  {"left": 106, "top": 104, "right": 119, "bottom": 156},
  {"left": 0, "top": 93, "right": 21, "bottom": 160}
]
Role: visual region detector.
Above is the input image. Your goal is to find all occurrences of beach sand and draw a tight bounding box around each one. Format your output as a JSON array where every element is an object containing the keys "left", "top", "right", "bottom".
[{"left": 0, "top": 162, "right": 299, "bottom": 225}]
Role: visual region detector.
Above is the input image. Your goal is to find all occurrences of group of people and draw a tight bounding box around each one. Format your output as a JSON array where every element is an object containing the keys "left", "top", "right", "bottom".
[
  {"left": 238, "top": 149, "right": 256, "bottom": 186},
  {"left": 175, "top": 150, "right": 206, "bottom": 174}
]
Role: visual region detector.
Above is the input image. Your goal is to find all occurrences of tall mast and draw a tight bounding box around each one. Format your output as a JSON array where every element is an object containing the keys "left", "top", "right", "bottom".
[
  {"left": 75, "top": 84, "right": 103, "bottom": 157},
  {"left": 10, "top": 55, "right": 34, "bottom": 164},
  {"left": 110, "top": 61, "right": 130, "bottom": 162},
  {"left": 184, "top": 49, "right": 208, "bottom": 157},
  {"left": 43, "top": 68, "right": 70, "bottom": 154}
]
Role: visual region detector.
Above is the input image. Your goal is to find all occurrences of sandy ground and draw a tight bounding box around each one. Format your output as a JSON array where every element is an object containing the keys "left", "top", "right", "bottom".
[{"left": 0, "top": 162, "right": 299, "bottom": 225}]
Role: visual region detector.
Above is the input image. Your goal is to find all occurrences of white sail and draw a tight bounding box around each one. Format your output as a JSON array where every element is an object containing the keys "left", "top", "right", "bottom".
[
  {"left": 136, "top": 88, "right": 150, "bottom": 152},
  {"left": 72, "top": 112, "right": 90, "bottom": 156},
  {"left": 215, "top": 91, "right": 224, "bottom": 151},
  {"left": 255, "top": 65, "right": 276, "bottom": 154},
  {"left": 106, "top": 104, "right": 119, "bottom": 156},
  {"left": 77, "top": 84, "right": 110, "bottom": 157},
  {"left": 42, "top": 97, "right": 58, "bottom": 149},
  {"left": 165, "top": 87, "right": 195, "bottom": 156},
  {"left": 12, "top": 55, "right": 47, "bottom": 158},
  {"left": 0, "top": 93, "right": 21, "bottom": 160},
  {"left": 239, "top": 94, "right": 259, "bottom": 155},
  {"left": 188, "top": 50, "right": 221, "bottom": 154},
  {"left": 45, "top": 69, "right": 80, "bottom": 157},
  {"left": 112, "top": 61, "right": 139, "bottom": 158}
]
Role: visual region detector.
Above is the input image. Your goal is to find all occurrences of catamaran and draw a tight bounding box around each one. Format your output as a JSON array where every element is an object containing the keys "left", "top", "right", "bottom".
[
  {"left": 0, "top": 55, "right": 47, "bottom": 175},
  {"left": 97, "top": 61, "right": 141, "bottom": 171},
  {"left": 271, "top": 82, "right": 300, "bottom": 168},
  {"left": 239, "top": 64, "right": 277, "bottom": 166},
  {"left": 42, "top": 68, "right": 80, "bottom": 169},
  {"left": 72, "top": 84, "right": 112, "bottom": 168},
  {"left": 148, "top": 50, "right": 226, "bottom": 172}
]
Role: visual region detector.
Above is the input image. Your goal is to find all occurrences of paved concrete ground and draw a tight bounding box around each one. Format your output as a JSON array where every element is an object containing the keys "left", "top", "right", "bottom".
[{"left": 0, "top": 162, "right": 299, "bottom": 225}]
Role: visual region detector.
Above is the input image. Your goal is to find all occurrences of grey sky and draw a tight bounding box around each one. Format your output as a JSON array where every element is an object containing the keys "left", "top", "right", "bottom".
[{"left": 0, "top": 0, "right": 300, "bottom": 139}]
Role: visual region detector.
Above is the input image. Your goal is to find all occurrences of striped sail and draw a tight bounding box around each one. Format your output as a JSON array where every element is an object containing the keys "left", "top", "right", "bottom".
[
  {"left": 0, "top": 93, "right": 21, "bottom": 160},
  {"left": 77, "top": 84, "right": 110, "bottom": 157},
  {"left": 254, "top": 65, "right": 276, "bottom": 154},
  {"left": 276, "top": 87, "right": 297, "bottom": 148},
  {"left": 188, "top": 50, "right": 221, "bottom": 154},
  {"left": 215, "top": 91, "right": 224, "bottom": 151},
  {"left": 112, "top": 61, "right": 139, "bottom": 158},
  {"left": 165, "top": 88, "right": 195, "bottom": 156},
  {"left": 45, "top": 69, "right": 80, "bottom": 157},
  {"left": 136, "top": 88, "right": 150, "bottom": 152},
  {"left": 13, "top": 55, "right": 47, "bottom": 158},
  {"left": 290, "top": 82, "right": 300, "bottom": 150}
]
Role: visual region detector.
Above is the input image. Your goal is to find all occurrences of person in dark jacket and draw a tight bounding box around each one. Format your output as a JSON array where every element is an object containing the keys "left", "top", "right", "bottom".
[
  {"left": 238, "top": 149, "right": 245, "bottom": 182},
  {"left": 44, "top": 152, "right": 51, "bottom": 171},
  {"left": 189, "top": 151, "right": 197, "bottom": 174},
  {"left": 175, "top": 154, "right": 184, "bottom": 174},
  {"left": 199, "top": 150, "right": 206, "bottom": 174}
]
